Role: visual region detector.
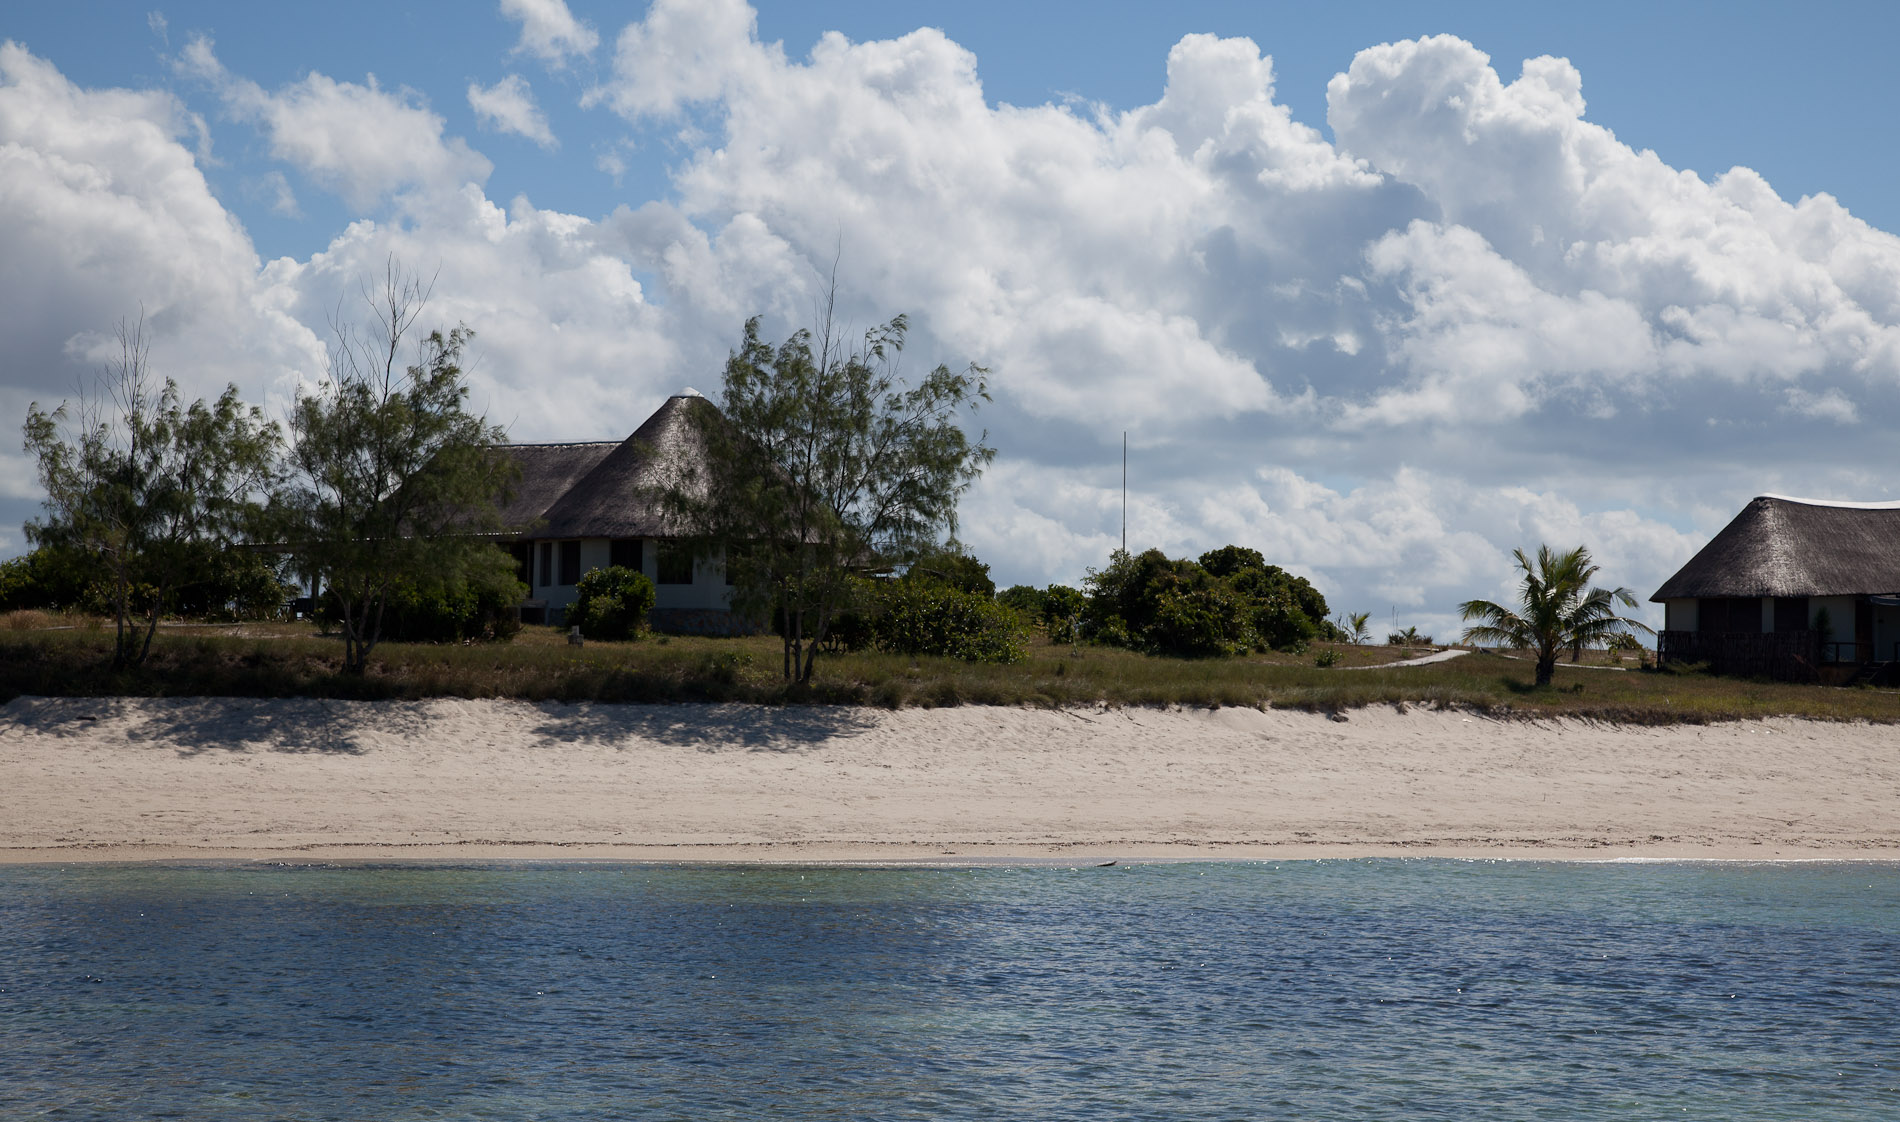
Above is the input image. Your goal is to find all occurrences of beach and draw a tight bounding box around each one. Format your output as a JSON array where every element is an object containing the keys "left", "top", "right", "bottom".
[{"left": 1, "top": 696, "right": 1895, "bottom": 863}]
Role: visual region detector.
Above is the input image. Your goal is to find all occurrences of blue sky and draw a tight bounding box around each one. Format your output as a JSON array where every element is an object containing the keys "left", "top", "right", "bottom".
[{"left": 5, "top": 1, "right": 1900, "bottom": 634}]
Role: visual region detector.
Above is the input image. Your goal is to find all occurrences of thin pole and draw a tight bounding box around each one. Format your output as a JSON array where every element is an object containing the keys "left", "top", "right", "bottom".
[{"left": 1121, "top": 431, "right": 1127, "bottom": 555}]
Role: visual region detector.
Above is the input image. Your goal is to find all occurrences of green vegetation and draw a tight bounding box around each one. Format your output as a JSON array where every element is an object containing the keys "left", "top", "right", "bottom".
[
  {"left": 860, "top": 580, "right": 1029, "bottom": 663},
  {"left": 1459, "top": 544, "right": 1653, "bottom": 686},
  {"left": 1082, "top": 546, "right": 1331, "bottom": 657},
  {"left": 22, "top": 314, "right": 282, "bottom": 668},
  {"left": 278, "top": 266, "right": 514, "bottom": 675},
  {"left": 1, "top": 621, "right": 1895, "bottom": 724},
  {"left": 661, "top": 296, "right": 993, "bottom": 683},
  {"left": 566, "top": 565, "right": 656, "bottom": 641}
]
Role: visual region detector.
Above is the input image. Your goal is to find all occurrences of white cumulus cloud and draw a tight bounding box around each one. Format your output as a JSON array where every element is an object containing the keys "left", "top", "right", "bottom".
[
  {"left": 178, "top": 36, "right": 491, "bottom": 211},
  {"left": 501, "top": 0, "right": 598, "bottom": 66},
  {"left": 468, "top": 74, "right": 557, "bottom": 149}
]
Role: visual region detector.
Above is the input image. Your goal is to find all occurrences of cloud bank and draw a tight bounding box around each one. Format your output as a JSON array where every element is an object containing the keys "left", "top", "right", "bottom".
[{"left": 6, "top": 2, "right": 1900, "bottom": 632}]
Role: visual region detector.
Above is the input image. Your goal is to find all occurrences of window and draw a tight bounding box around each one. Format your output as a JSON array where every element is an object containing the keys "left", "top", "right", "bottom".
[
  {"left": 1698, "top": 597, "right": 1761, "bottom": 634},
  {"left": 559, "top": 540, "right": 581, "bottom": 586},
  {"left": 610, "top": 538, "right": 642, "bottom": 571},
  {"left": 657, "top": 542, "right": 693, "bottom": 585},
  {"left": 538, "top": 542, "right": 552, "bottom": 589}
]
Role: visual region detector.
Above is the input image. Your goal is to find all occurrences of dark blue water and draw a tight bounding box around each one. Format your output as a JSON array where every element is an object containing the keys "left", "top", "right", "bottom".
[{"left": 1, "top": 861, "right": 1895, "bottom": 1120}]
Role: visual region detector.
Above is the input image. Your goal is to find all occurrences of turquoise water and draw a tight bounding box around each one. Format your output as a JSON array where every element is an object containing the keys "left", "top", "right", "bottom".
[{"left": 1, "top": 861, "right": 1896, "bottom": 1120}]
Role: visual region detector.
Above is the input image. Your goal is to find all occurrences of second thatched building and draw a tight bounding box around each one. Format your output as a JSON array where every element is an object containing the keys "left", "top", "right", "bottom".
[{"left": 1651, "top": 494, "right": 1900, "bottom": 680}]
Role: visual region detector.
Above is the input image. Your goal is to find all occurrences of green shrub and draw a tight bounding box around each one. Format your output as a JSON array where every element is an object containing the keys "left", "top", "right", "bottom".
[
  {"left": 568, "top": 565, "right": 656, "bottom": 641},
  {"left": 320, "top": 547, "right": 525, "bottom": 643},
  {"left": 870, "top": 582, "right": 1028, "bottom": 663},
  {"left": 1041, "top": 584, "right": 1086, "bottom": 642},
  {"left": 1082, "top": 546, "right": 1330, "bottom": 657},
  {"left": 996, "top": 584, "right": 1044, "bottom": 617},
  {"left": 0, "top": 545, "right": 100, "bottom": 611},
  {"left": 901, "top": 547, "right": 996, "bottom": 597}
]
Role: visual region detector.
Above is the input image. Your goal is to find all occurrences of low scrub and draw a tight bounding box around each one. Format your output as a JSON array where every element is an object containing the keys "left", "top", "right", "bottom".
[{"left": 4, "top": 627, "right": 1898, "bottom": 724}]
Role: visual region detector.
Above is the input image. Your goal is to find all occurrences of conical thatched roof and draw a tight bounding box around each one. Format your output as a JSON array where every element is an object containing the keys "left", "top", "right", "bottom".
[
  {"left": 1650, "top": 495, "right": 1900, "bottom": 601},
  {"left": 527, "top": 394, "right": 715, "bottom": 539}
]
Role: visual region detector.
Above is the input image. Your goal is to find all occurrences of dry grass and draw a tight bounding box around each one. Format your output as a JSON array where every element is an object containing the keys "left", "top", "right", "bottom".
[{"left": 0, "top": 625, "right": 1896, "bottom": 724}]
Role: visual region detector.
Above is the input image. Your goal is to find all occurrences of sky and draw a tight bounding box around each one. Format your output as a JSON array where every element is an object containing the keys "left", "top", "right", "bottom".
[{"left": 6, "top": 0, "right": 1900, "bottom": 639}]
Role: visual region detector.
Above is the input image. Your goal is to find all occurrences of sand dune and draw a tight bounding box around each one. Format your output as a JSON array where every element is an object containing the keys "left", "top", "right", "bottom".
[{"left": 2, "top": 696, "right": 1894, "bottom": 862}]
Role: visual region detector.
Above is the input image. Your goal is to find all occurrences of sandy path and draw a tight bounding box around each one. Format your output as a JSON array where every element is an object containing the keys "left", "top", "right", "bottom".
[{"left": 1, "top": 696, "right": 1895, "bottom": 863}]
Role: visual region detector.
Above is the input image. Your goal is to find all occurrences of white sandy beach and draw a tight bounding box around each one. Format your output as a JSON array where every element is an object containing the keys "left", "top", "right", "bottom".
[{"left": 1, "top": 696, "right": 1895, "bottom": 863}]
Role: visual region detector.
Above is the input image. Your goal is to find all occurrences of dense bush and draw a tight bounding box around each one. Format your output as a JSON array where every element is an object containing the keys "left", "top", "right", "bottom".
[
  {"left": 0, "top": 543, "right": 289, "bottom": 621},
  {"left": 168, "top": 548, "right": 294, "bottom": 620},
  {"left": 900, "top": 548, "right": 996, "bottom": 597},
  {"left": 567, "top": 565, "right": 656, "bottom": 641},
  {"left": 868, "top": 581, "right": 1028, "bottom": 663},
  {"left": 996, "top": 584, "right": 1043, "bottom": 617},
  {"left": 1041, "top": 584, "right": 1086, "bottom": 642},
  {"left": 319, "top": 547, "right": 525, "bottom": 643},
  {"left": 1083, "top": 546, "right": 1331, "bottom": 658}
]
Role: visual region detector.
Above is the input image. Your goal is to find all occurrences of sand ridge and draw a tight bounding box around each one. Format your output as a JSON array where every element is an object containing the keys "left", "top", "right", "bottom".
[{"left": 1, "top": 696, "right": 1895, "bottom": 862}]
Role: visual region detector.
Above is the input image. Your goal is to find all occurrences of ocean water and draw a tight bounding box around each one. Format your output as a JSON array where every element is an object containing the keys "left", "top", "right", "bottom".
[{"left": 1, "top": 861, "right": 1895, "bottom": 1120}]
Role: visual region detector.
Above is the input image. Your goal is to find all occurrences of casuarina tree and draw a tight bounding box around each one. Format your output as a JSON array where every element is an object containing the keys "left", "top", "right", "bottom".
[
  {"left": 277, "top": 262, "right": 515, "bottom": 675},
  {"left": 23, "top": 314, "right": 281, "bottom": 668},
  {"left": 662, "top": 289, "right": 992, "bottom": 683}
]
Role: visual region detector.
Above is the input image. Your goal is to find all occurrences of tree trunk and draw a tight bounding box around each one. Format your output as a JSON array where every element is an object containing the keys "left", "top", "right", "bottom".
[{"left": 1535, "top": 653, "right": 1555, "bottom": 687}]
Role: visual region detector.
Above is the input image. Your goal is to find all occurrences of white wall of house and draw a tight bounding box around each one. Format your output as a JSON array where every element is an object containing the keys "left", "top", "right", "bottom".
[
  {"left": 1663, "top": 599, "right": 1697, "bottom": 631},
  {"left": 652, "top": 544, "right": 731, "bottom": 611},
  {"left": 526, "top": 537, "right": 729, "bottom": 618}
]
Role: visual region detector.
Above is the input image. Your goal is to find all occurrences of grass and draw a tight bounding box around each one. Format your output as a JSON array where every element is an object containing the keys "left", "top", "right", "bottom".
[{"left": 1, "top": 620, "right": 1897, "bottom": 724}]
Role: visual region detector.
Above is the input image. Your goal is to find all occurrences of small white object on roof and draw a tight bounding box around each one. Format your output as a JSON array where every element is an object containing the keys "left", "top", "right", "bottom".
[{"left": 680, "top": 386, "right": 706, "bottom": 398}]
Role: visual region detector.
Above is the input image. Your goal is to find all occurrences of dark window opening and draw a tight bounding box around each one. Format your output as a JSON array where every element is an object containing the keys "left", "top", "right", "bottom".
[
  {"left": 507, "top": 543, "right": 531, "bottom": 584},
  {"left": 559, "top": 541, "right": 581, "bottom": 587},
  {"left": 1773, "top": 596, "right": 1809, "bottom": 634},
  {"left": 538, "top": 542, "right": 552, "bottom": 589},
  {"left": 657, "top": 543, "right": 694, "bottom": 585},
  {"left": 1698, "top": 597, "right": 1762, "bottom": 634},
  {"left": 610, "top": 538, "right": 643, "bottom": 571}
]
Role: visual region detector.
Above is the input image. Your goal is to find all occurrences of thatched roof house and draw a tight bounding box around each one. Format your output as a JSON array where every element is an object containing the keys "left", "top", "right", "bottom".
[
  {"left": 499, "top": 394, "right": 734, "bottom": 631},
  {"left": 1652, "top": 495, "right": 1900, "bottom": 678}
]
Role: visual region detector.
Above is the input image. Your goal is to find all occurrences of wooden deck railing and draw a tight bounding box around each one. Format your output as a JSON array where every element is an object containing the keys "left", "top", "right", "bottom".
[{"left": 1657, "top": 629, "right": 1823, "bottom": 680}]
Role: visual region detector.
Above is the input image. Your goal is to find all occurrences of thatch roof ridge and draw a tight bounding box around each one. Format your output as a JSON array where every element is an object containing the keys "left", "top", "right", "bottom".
[{"left": 1650, "top": 494, "right": 1900, "bottom": 601}]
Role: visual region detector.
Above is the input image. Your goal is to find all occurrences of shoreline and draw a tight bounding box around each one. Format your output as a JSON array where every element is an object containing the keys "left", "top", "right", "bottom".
[
  {"left": 4, "top": 696, "right": 1897, "bottom": 866},
  {"left": 7, "top": 843, "right": 1899, "bottom": 867}
]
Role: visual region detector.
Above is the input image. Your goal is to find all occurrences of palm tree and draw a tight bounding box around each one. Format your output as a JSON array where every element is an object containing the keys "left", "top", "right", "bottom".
[
  {"left": 1459, "top": 544, "right": 1654, "bottom": 687},
  {"left": 1348, "top": 611, "right": 1372, "bottom": 645}
]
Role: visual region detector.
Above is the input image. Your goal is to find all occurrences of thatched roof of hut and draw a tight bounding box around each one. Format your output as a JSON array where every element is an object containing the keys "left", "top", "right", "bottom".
[
  {"left": 1650, "top": 495, "right": 1900, "bottom": 601},
  {"left": 495, "top": 394, "right": 716, "bottom": 540},
  {"left": 493, "top": 440, "right": 618, "bottom": 531}
]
